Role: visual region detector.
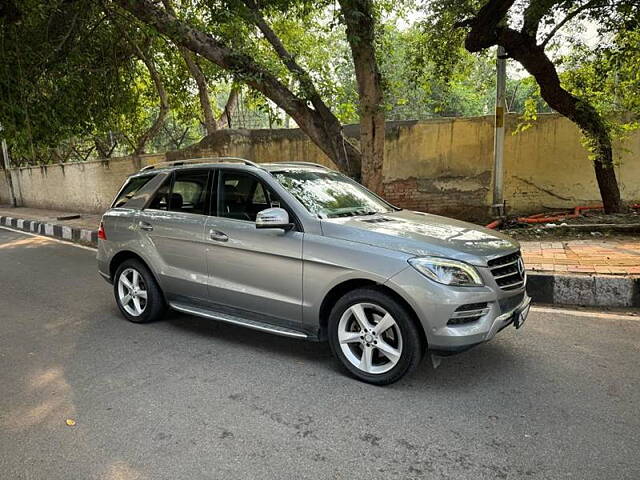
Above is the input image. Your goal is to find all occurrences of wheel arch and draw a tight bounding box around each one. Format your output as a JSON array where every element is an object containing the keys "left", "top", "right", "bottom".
[
  {"left": 109, "top": 250, "right": 162, "bottom": 289},
  {"left": 317, "top": 279, "right": 427, "bottom": 350}
]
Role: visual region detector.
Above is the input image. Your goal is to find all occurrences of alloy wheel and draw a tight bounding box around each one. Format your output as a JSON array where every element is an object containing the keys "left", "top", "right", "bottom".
[
  {"left": 117, "top": 267, "right": 148, "bottom": 317},
  {"left": 337, "top": 302, "right": 403, "bottom": 375}
]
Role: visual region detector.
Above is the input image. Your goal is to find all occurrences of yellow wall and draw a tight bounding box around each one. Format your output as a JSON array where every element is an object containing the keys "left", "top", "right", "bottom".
[
  {"left": 2, "top": 113, "right": 638, "bottom": 217},
  {"left": 503, "top": 114, "right": 640, "bottom": 211}
]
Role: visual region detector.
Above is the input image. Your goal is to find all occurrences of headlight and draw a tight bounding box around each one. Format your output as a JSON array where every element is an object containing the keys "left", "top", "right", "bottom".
[{"left": 408, "top": 256, "right": 483, "bottom": 287}]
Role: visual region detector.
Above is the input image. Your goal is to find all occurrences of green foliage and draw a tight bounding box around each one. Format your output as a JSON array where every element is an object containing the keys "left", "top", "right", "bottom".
[
  {"left": 0, "top": 1, "right": 140, "bottom": 163},
  {"left": 3, "top": 0, "right": 636, "bottom": 167},
  {"left": 562, "top": 26, "right": 640, "bottom": 133},
  {"left": 555, "top": 8, "right": 640, "bottom": 165}
]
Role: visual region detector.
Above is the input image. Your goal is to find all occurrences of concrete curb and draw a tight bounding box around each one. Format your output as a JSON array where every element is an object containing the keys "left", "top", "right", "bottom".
[
  {"left": 0, "top": 215, "right": 98, "bottom": 247},
  {"left": 527, "top": 273, "right": 639, "bottom": 308},
  {"left": 1, "top": 213, "right": 638, "bottom": 308}
]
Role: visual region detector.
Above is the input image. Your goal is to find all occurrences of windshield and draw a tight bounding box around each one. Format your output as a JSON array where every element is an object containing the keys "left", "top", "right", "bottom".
[{"left": 272, "top": 169, "right": 395, "bottom": 218}]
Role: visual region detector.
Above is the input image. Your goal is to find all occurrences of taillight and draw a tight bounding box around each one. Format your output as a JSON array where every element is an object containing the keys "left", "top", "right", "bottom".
[{"left": 98, "top": 222, "right": 107, "bottom": 240}]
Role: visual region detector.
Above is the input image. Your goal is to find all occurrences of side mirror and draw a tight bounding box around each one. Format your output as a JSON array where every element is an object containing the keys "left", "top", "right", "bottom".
[{"left": 256, "top": 207, "right": 294, "bottom": 231}]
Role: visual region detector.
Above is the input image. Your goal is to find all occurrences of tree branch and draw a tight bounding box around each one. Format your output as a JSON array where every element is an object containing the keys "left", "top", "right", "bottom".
[
  {"left": 115, "top": 0, "right": 313, "bottom": 125},
  {"left": 161, "top": 0, "right": 217, "bottom": 135},
  {"left": 240, "top": 0, "right": 335, "bottom": 121},
  {"left": 522, "top": 0, "right": 560, "bottom": 38},
  {"left": 130, "top": 42, "right": 170, "bottom": 154},
  {"left": 464, "top": 0, "right": 516, "bottom": 52}
]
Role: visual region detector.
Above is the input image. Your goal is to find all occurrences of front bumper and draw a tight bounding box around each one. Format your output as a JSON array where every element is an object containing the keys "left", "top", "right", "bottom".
[
  {"left": 429, "top": 294, "right": 530, "bottom": 353},
  {"left": 385, "top": 266, "right": 529, "bottom": 353}
]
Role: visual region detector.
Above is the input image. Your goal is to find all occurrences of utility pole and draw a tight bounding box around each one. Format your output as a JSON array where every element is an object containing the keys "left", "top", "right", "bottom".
[
  {"left": 492, "top": 46, "right": 507, "bottom": 217},
  {"left": 0, "top": 124, "right": 17, "bottom": 207}
]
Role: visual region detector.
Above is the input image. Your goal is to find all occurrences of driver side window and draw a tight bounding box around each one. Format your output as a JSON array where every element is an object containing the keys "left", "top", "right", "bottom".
[{"left": 217, "top": 171, "right": 280, "bottom": 222}]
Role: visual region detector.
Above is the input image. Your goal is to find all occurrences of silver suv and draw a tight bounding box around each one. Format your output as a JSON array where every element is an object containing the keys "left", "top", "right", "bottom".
[{"left": 98, "top": 158, "right": 530, "bottom": 384}]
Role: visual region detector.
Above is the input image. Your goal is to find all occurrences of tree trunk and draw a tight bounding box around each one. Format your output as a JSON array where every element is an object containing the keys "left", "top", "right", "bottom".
[
  {"left": 94, "top": 136, "right": 116, "bottom": 158},
  {"left": 182, "top": 50, "right": 217, "bottom": 134},
  {"left": 463, "top": 0, "right": 622, "bottom": 213},
  {"left": 115, "top": 0, "right": 361, "bottom": 178},
  {"left": 339, "top": 0, "right": 385, "bottom": 194},
  {"left": 132, "top": 45, "right": 169, "bottom": 155},
  {"left": 161, "top": 0, "right": 216, "bottom": 135},
  {"left": 216, "top": 83, "right": 240, "bottom": 129}
]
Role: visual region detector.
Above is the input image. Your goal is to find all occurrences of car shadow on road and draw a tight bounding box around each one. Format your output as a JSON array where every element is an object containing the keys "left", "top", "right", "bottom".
[
  {"left": 162, "top": 309, "right": 526, "bottom": 389},
  {"left": 163, "top": 310, "right": 341, "bottom": 371}
]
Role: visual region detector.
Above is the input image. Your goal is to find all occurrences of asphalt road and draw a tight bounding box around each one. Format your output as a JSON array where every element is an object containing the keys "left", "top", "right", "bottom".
[{"left": 0, "top": 227, "right": 639, "bottom": 480}]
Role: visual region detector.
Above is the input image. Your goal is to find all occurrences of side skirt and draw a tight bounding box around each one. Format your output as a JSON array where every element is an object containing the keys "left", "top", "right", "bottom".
[{"left": 170, "top": 301, "right": 313, "bottom": 340}]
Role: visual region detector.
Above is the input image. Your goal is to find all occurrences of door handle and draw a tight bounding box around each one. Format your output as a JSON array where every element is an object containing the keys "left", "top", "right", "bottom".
[
  {"left": 139, "top": 221, "right": 153, "bottom": 231},
  {"left": 209, "top": 229, "right": 228, "bottom": 242}
]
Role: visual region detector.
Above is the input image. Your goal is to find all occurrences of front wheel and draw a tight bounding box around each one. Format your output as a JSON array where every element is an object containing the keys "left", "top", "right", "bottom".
[
  {"left": 328, "top": 288, "right": 424, "bottom": 385},
  {"left": 114, "top": 259, "right": 167, "bottom": 323}
]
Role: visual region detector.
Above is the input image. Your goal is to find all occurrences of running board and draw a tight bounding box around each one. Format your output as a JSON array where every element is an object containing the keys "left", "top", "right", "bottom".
[{"left": 169, "top": 302, "right": 309, "bottom": 339}]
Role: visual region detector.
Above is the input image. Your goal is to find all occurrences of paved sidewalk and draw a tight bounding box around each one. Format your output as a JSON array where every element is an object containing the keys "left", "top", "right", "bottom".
[
  {"left": 0, "top": 206, "right": 101, "bottom": 246},
  {"left": 521, "top": 239, "right": 640, "bottom": 275},
  {"left": 0, "top": 206, "right": 100, "bottom": 230}
]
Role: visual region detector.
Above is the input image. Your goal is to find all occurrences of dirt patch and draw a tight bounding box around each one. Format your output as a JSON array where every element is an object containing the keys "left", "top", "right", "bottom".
[{"left": 500, "top": 211, "right": 640, "bottom": 241}]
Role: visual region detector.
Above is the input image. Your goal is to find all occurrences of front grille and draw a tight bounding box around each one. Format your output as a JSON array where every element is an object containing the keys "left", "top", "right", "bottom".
[
  {"left": 448, "top": 302, "right": 489, "bottom": 326},
  {"left": 488, "top": 251, "right": 526, "bottom": 291}
]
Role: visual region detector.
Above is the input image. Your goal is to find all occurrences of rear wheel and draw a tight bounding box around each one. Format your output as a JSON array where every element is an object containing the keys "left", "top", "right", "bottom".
[
  {"left": 114, "top": 259, "right": 166, "bottom": 323},
  {"left": 328, "top": 288, "right": 423, "bottom": 385}
]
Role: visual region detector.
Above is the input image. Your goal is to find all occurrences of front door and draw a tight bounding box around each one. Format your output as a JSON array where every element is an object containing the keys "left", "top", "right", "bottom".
[
  {"left": 205, "top": 169, "right": 303, "bottom": 325},
  {"left": 137, "top": 169, "right": 212, "bottom": 301}
]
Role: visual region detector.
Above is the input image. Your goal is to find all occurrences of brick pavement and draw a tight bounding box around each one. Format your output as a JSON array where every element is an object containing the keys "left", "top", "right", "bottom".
[{"left": 521, "top": 239, "right": 640, "bottom": 275}]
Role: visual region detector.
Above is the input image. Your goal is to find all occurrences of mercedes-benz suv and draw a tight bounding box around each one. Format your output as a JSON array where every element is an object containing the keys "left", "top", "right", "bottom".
[{"left": 97, "top": 158, "right": 529, "bottom": 384}]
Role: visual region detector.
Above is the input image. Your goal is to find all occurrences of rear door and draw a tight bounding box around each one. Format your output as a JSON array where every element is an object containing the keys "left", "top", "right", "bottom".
[
  {"left": 136, "top": 169, "right": 212, "bottom": 302},
  {"left": 204, "top": 169, "right": 304, "bottom": 324}
]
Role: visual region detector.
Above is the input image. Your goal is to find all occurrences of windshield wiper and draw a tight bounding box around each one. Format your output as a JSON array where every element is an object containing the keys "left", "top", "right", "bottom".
[{"left": 352, "top": 209, "right": 379, "bottom": 216}]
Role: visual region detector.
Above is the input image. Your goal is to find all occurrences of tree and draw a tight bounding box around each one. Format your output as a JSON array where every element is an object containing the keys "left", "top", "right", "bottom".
[
  {"left": 113, "top": 0, "right": 397, "bottom": 184},
  {"left": 424, "top": 0, "right": 639, "bottom": 213},
  {"left": 0, "top": 0, "right": 175, "bottom": 163}
]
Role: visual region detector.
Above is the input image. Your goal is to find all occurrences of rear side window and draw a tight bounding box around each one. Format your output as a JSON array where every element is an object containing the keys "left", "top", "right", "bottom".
[
  {"left": 113, "top": 175, "right": 156, "bottom": 208},
  {"left": 169, "top": 170, "right": 210, "bottom": 215},
  {"left": 146, "top": 170, "right": 211, "bottom": 215}
]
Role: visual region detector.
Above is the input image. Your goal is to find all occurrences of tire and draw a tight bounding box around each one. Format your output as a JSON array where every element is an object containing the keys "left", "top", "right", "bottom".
[
  {"left": 113, "top": 259, "right": 167, "bottom": 323},
  {"left": 328, "top": 287, "right": 424, "bottom": 385}
]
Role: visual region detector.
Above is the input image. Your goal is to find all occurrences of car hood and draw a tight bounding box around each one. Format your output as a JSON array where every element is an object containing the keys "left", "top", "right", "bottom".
[{"left": 320, "top": 210, "right": 519, "bottom": 267}]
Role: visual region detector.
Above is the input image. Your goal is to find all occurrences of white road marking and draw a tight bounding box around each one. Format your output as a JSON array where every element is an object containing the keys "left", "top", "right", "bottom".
[
  {"left": 0, "top": 225, "right": 97, "bottom": 252},
  {"left": 531, "top": 306, "right": 639, "bottom": 321}
]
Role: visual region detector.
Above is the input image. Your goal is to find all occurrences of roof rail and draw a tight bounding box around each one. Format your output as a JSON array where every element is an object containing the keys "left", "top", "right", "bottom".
[
  {"left": 140, "top": 157, "right": 260, "bottom": 172},
  {"left": 274, "top": 161, "right": 329, "bottom": 169}
]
